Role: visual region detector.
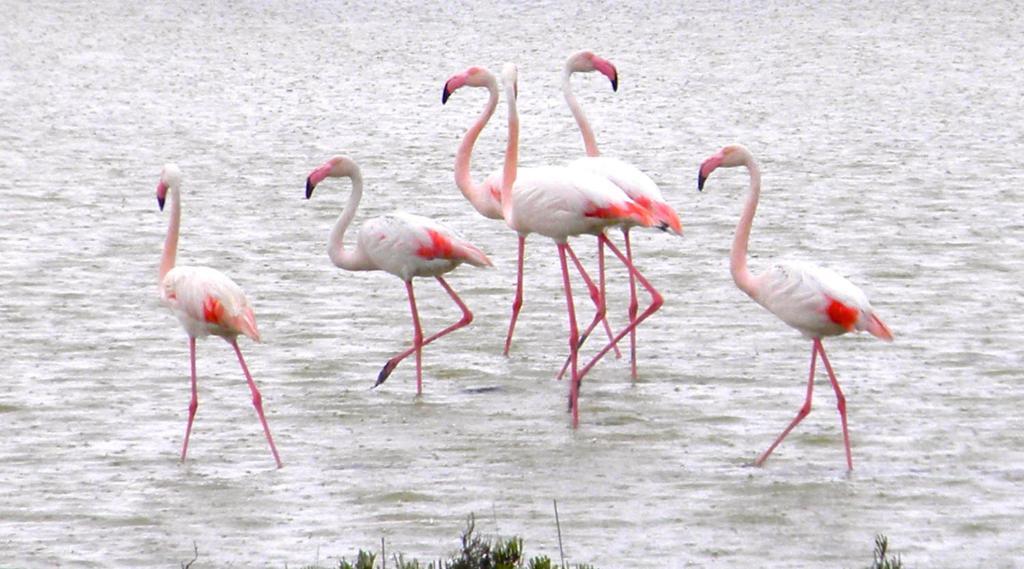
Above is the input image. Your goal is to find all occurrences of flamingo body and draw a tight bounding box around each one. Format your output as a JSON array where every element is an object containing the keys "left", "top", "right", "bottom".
[
  {"left": 496, "top": 63, "right": 663, "bottom": 427},
  {"left": 161, "top": 266, "right": 260, "bottom": 341},
  {"left": 353, "top": 212, "right": 490, "bottom": 281},
  {"left": 443, "top": 65, "right": 627, "bottom": 358},
  {"left": 750, "top": 261, "right": 891, "bottom": 341},
  {"left": 306, "top": 155, "right": 491, "bottom": 394},
  {"left": 504, "top": 164, "right": 652, "bottom": 241},
  {"left": 561, "top": 50, "right": 680, "bottom": 381},
  {"left": 698, "top": 143, "right": 892, "bottom": 470},
  {"left": 154, "top": 163, "right": 282, "bottom": 468},
  {"left": 568, "top": 156, "right": 682, "bottom": 234}
]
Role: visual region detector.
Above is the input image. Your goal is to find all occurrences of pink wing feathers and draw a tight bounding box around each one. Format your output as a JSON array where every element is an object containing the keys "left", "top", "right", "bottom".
[
  {"left": 754, "top": 261, "right": 891, "bottom": 341},
  {"left": 162, "top": 266, "right": 261, "bottom": 342}
]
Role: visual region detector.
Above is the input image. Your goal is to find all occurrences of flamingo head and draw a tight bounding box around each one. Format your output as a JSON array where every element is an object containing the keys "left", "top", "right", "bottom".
[
  {"left": 306, "top": 155, "right": 358, "bottom": 198},
  {"left": 157, "top": 163, "right": 181, "bottom": 211},
  {"left": 442, "top": 66, "right": 496, "bottom": 104},
  {"left": 501, "top": 62, "right": 518, "bottom": 101},
  {"left": 698, "top": 144, "right": 752, "bottom": 191},
  {"left": 566, "top": 50, "right": 618, "bottom": 92}
]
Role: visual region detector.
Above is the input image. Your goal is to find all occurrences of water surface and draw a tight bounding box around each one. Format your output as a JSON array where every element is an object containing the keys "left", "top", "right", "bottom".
[{"left": 1, "top": 1, "right": 1023, "bottom": 566}]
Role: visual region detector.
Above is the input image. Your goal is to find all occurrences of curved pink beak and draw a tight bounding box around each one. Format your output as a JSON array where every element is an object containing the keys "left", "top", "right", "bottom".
[
  {"left": 591, "top": 55, "right": 618, "bottom": 92},
  {"left": 442, "top": 71, "right": 469, "bottom": 104},
  {"left": 156, "top": 180, "right": 168, "bottom": 210},
  {"left": 305, "top": 162, "right": 332, "bottom": 198},
  {"left": 698, "top": 151, "right": 725, "bottom": 191}
]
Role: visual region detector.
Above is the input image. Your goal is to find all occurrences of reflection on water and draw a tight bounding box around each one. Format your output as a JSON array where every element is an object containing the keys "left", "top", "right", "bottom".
[{"left": 1, "top": 1, "right": 1023, "bottom": 566}]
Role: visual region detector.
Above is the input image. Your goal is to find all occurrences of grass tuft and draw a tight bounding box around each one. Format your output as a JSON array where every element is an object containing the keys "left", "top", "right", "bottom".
[{"left": 867, "top": 534, "right": 904, "bottom": 569}]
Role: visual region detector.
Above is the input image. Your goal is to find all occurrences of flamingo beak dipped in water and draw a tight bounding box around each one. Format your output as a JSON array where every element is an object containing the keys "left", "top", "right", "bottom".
[
  {"left": 305, "top": 155, "right": 492, "bottom": 395},
  {"left": 698, "top": 144, "right": 893, "bottom": 470}
]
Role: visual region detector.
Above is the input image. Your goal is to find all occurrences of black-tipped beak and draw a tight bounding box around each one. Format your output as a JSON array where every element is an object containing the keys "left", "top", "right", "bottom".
[
  {"left": 698, "top": 171, "right": 708, "bottom": 192},
  {"left": 610, "top": 75, "right": 618, "bottom": 92},
  {"left": 442, "top": 84, "right": 452, "bottom": 105},
  {"left": 157, "top": 195, "right": 165, "bottom": 210},
  {"left": 657, "top": 221, "right": 670, "bottom": 232},
  {"left": 305, "top": 177, "right": 315, "bottom": 199}
]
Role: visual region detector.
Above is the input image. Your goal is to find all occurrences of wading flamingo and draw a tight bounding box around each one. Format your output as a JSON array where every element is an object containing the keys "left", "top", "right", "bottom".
[
  {"left": 155, "top": 164, "right": 282, "bottom": 468},
  {"left": 561, "top": 50, "right": 683, "bottom": 380},
  {"left": 442, "top": 65, "right": 620, "bottom": 359},
  {"left": 697, "top": 144, "right": 893, "bottom": 470},
  {"left": 494, "top": 63, "right": 663, "bottom": 427},
  {"left": 305, "top": 155, "right": 492, "bottom": 395}
]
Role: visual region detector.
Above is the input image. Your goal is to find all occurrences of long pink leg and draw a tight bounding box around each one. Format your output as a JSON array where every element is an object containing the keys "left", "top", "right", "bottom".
[
  {"left": 230, "top": 338, "right": 283, "bottom": 468},
  {"left": 623, "top": 229, "right": 639, "bottom": 380},
  {"left": 556, "top": 244, "right": 609, "bottom": 380},
  {"left": 557, "top": 243, "right": 582, "bottom": 428},
  {"left": 596, "top": 238, "right": 622, "bottom": 358},
  {"left": 180, "top": 336, "right": 199, "bottom": 462},
  {"left": 555, "top": 240, "right": 622, "bottom": 380},
  {"left": 816, "top": 340, "right": 853, "bottom": 470},
  {"left": 754, "top": 342, "right": 817, "bottom": 467},
  {"left": 503, "top": 235, "right": 527, "bottom": 356},
  {"left": 576, "top": 235, "right": 663, "bottom": 382},
  {"left": 375, "top": 276, "right": 474, "bottom": 389},
  {"left": 404, "top": 280, "right": 425, "bottom": 394}
]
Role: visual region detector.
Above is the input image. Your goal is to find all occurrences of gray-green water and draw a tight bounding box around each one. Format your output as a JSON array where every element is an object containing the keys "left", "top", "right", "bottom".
[{"left": 2, "top": 1, "right": 1022, "bottom": 566}]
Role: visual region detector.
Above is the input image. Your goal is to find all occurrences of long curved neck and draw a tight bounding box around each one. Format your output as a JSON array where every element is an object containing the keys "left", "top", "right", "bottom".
[
  {"left": 327, "top": 169, "right": 366, "bottom": 271},
  {"left": 455, "top": 79, "right": 500, "bottom": 214},
  {"left": 160, "top": 186, "right": 180, "bottom": 283},
  {"left": 562, "top": 68, "right": 599, "bottom": 157},
  {"left": 500, "top": 82, "right": 519, "bottom": 223},
  {"left": 732, "top": 158, "right": 761, "bottom": 297}
]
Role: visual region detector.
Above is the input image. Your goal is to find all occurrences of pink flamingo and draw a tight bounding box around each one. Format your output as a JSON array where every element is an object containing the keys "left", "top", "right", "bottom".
[
  {"left": 305, "top": 155, "right": 492, "bottom": 394},
  {"left": 442, "top": 65, "right": 620, "bottom": 359},
  {"left": 561, "top": 50, "right": 684, "bottom": 380},
  {"left": 155, "top": 164, "right": 282, "bottom": 468},
  {"left": 697, "top": 144, "right": 893, "bottom": 470},
  {"left": 495, "top": 63, "right": 664, "bottom": 427}
]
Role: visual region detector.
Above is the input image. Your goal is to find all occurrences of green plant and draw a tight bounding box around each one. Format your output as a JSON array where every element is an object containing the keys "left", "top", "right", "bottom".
[
  {"left": 338, "top": 549, "right": 377, "bottom": 569},
  {"left": 295, "top": 512, "right": 598, "bottom": 569},
  {"left": 868, "top": 535, "right": 903, "bottom": 569},
  {"left": 525, "top": 556, "right": 552, "bottom": 569}
]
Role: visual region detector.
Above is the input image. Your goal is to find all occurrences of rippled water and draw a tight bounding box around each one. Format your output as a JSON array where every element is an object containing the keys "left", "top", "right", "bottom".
[{"left": 2, "top": 1, "right": 1023, "bottom": 566}]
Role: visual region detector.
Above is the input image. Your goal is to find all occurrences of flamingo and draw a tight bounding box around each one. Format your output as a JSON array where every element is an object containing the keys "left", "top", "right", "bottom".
[
  {"left": 441, "top": 65, "right": 620, "bottom": 359},
  {"left": 561, "top": 50, "right": 684, "bottom": 380},
  {"left": 697, "top": 144, "right": 893, "bottom": 470},
  {"left": 494, "top": 63, "right": 664, "bottom": 427},
  {"left": 304, "top": 155, "right": 492, "bottom": 395},
  {"left": 155, "top": 164, "right": 282, "bottom": 468}
]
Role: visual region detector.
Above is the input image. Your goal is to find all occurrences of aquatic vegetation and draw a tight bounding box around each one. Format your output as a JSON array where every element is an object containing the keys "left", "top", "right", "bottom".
[
  {"left": 306, "top": 514, "right": 598, "bottom": 569},
  {"left": 868, "top": 535, "right": 904, "bottom": 569}
]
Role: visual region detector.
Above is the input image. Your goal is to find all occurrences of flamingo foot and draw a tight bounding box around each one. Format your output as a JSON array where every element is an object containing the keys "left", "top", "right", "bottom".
[{"left": 374, "top": 358, "right": 399, "bottom": 388}]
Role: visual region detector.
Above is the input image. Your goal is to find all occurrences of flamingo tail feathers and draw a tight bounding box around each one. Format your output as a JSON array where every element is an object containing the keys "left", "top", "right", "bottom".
[
  {"left": 455, "top": 240, "right": 493, "bottom": 269},
  {"left": 233, "top": 306, "right": 262, "bottom": 343},
  {"left": 865, "top": 312, "right": 893, "bottom": 342}
]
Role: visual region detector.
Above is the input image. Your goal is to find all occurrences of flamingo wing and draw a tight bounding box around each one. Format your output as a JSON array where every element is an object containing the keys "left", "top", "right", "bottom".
[
  {"left": 754, "top": 261, "right": 889, "bottom": 340},
  {"left": 162, "top": 266, "right": 260, "bottom": 341},
  {"left": 358, "top": 213, "right": 491, "bottom": 280},
  {"left": 569, "top": 156, "right": 682, "bottom": 234},
  {"left": 508, "top": 165, "right": 653, "bottom": 238}
]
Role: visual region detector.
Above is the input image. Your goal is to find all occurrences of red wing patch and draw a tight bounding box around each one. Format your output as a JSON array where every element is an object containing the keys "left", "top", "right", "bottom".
[
  {"left": 202, "top": 296, "right": 225, "bottom": 324},
  {"left": 585, "top": 201, "right": 652, "bottom": 226},
  {"left": 826, "top": 298, "right": 859, "bottom": 330},
  {"left": 416, "top": 229, "right": 456, "bottom": 260}
]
